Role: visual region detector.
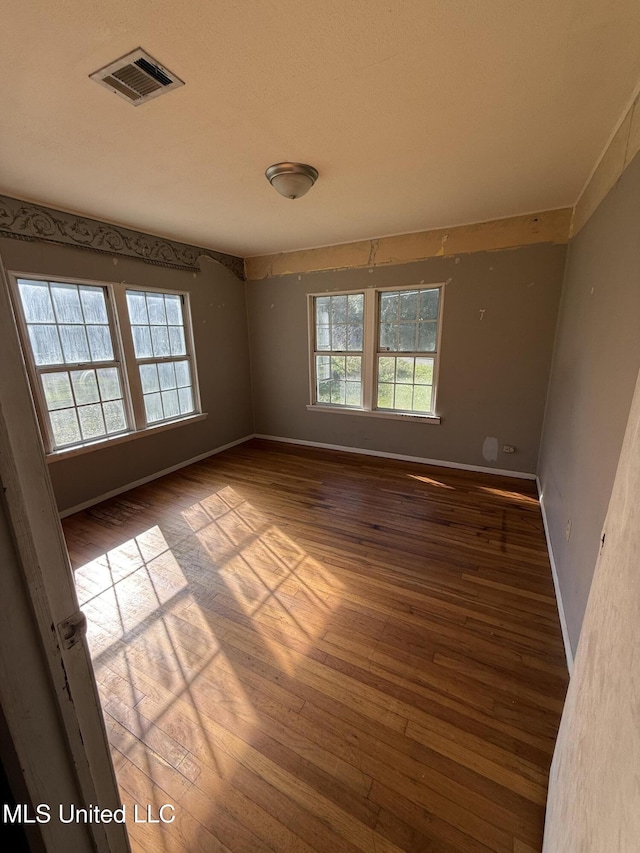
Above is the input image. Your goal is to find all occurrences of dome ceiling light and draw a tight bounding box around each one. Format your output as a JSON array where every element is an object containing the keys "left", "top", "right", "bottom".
[{"left": 265, "top": 162, "right": 319, "bottom": 200}]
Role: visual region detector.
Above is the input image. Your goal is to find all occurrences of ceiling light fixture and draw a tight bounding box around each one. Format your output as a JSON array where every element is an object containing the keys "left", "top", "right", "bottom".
[{"left": 265, "top": 162, "right": 318, "bottom": 199}]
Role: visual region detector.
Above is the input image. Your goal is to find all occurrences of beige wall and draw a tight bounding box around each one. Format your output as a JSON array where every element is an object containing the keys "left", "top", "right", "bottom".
[
  {"left": 0, "top": 238, "right": 253, "bottom": 513},
  {"left": 543, "top": 366, "right": 640, "bottom": 852},
  {"left": 247, "top": 243, "right": 566, "bottom": 474},
  {"left": 537, "top": 151, "right": 640, "bottom": 655}
]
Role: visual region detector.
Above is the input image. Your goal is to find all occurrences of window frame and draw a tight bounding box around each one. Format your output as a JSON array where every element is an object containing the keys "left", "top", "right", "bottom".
[
  {"left": 114, "top": 284, "right": 202, "bottom": 430},
  {"left": 7, "top": 271, "right": 204, "bottom": 458},
  {"left": 310, "top": 290, "right": 368, "bottom": 409},
  {"left": 308, "top": 282, "right": 445, "bottom": 422}
]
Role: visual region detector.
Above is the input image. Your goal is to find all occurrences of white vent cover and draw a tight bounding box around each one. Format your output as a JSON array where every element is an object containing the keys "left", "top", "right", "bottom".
[{"left": 89, "top": 48, "right": 184, "bottom": 106}]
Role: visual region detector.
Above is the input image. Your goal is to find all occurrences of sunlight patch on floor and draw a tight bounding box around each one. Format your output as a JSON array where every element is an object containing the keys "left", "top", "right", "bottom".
[
  {"left": 406, "top": 473, "right": 455, "bottom": 489},
  {"left": 73, "top": 484, "right": 343, "bottom": 796}
]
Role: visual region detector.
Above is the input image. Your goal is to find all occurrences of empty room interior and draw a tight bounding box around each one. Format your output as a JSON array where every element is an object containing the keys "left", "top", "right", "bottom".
[{"left": 1, "top": 2, "right": 640, "bottom": 852}]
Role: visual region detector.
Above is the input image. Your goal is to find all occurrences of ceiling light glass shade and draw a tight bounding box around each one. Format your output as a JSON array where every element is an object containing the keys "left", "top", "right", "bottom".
[{"left": 265, "top": 162, "right": 319, "bottom": 199}]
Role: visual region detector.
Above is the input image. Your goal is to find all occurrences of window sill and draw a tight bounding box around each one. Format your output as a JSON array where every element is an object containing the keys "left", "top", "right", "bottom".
[
  {"left": 45, "top": 412, "right": 208, "bottom": 463},
  {"left": 306, "top": 405, "right": 441, "bottom": 424}
]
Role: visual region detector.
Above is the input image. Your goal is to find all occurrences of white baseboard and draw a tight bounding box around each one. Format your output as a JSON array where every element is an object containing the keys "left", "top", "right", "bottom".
[
  {"left": 255, "top": 434, "right": 537, "bottom": 480},
  {"left": 536, "top": 476, "right": 574, "bottom": 675},
  {"left": 59, "top": 434, "right": 255, "bottom": 518},
  {"left": 59, "top": 431, "right": 534, "bottom": 519}
]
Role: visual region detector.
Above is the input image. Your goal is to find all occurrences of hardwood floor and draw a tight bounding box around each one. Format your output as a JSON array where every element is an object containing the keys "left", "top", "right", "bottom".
[{"left": 62, "top": 438, "right": 568, "bottom": 853}]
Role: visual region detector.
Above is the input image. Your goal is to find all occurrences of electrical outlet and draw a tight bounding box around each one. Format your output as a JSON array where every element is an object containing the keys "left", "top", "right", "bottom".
[
  {"left": 502, "top": 445, "right": 515, "bottom": 453},
  {"left": 566, "top": 519, "right": 572, "bottom": 541}
]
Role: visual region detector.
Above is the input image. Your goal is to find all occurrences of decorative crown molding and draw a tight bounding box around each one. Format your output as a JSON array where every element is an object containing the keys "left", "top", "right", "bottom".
[{"left": 0, "top": 195, "right": 244, "bottom": 279}]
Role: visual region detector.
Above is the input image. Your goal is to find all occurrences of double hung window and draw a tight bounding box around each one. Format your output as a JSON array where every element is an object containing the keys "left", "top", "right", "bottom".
[
  {"left": 314, "top": 293, "right": 364, "bottom": 407},
  {"left": 126, "top": 289, "right": 196, "bottom": 425},
  {"left": 310, "top": 284, "right": 443, "bottom": 418},
  {"left": 9, "top": 275, "right": 200, "bottom": 455}
]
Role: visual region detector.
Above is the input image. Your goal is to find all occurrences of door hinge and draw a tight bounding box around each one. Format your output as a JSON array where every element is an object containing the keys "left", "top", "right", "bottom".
[{"left": 58, "top": 610, "right": 87, "bottom": 650}]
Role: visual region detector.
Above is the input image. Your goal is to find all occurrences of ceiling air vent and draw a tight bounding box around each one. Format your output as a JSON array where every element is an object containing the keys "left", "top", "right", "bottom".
[{"left": 89, "top": 48, "right": 184, "bottom": 106}]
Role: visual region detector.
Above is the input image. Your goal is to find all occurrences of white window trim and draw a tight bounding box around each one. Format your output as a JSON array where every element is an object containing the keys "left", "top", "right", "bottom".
[
  {"left": 7, "top": 271, "right": 205, "bottom": 457},
  {"left": 308, "top": 282, "right": 445, "bottom": 421},
  {"left": 306, "top": 404, "right": 441, "bottom": 424}
]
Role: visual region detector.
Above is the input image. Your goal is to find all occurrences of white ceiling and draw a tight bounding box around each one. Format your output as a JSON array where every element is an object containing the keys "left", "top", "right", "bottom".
[{"left": 2, "top": 0, "right": 640, "bottom": 257}]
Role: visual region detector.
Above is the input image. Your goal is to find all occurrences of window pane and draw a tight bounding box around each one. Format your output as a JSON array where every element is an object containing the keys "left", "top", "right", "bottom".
[
  {"left": 347, "top": 294, "right": 364, "bottom": 323},
  {"left": 50, "top": 408, "right": 81, "bottom": 447},
  {"left": 315, "top": 293, "right": 363, "bottom": 363},
  {"left": 43, "top": 363, "right": 126, "bottom": 447},
  {"left": 158, "top": 362, "right": 177, "bottom": 391},
  {"left": 330, "top": 380, "right": 346, "bottom": 405},
  {"left": 169, "top": 326, "right": 186, "bottom": 356},
  {"left": 18, "top": 281, "right": 55, "bottom": 323},
  {"left": 346, "top": 324, "right": 362, "bottom": 351},
  {"left": 51, "top": 283, "right": 83, "bottom": 324},
  {"left": 147, "top": 292, "right": 167, "bottom": 325},
  {"left": 418, "top": 289, "right": 440, "bottom": 321},
  {"left": 71, "top": 370, "right": 100, "bottom": 405},
  {"left": 316, "top": 356, "right": 330, "bottom": 380},
  {"left": 42, "top": 372, "right": 74, "bottom": 411},
  {"left": 87, "top": 325, "right": 114, "bottom": 361},
  {"left": 151, "top": 326, "right": 170, "bottom": 357},
  {"left": 346, "top": 382, "right": 362, "bottom": 406},
  {"left": 132, "top": 326, "right": 153, "bottom": 359},
  {"left": 315, "top": 297, "right": 330, "bottom": 325},
  {"left": 103, "top": 400, "right": 127, "bottom": 434},
  {"left": 165, "top": 294, "right": 183, "bottom": 325},
  {"left": 331, "top": 324, "right": 347, "bottom": 351},
  {"left": 375, "top": 355, "right": 435, "bottom": 415},
  {"left": 317, "top": 380, "right": 331, "bottom": 403},
  {"left": 378, "top": 357, "right": 394, "bottom": 383},
  {"left": 78, "top": 403, "right": 106, "bottom": 440},
  {"left": 21, "top": 275, "right": 117, "bottom": 447},
  {"left": 316, "top": 325, "right": 331, "bottom": 351},
  {"left": 28, "top": 325, "right": 63, "bottom": 365},
  {"left": 127, "top": 291, "right": 149, "bottom": 325},
  {"left": 59, "top": 325, "right": 90, "bottom": 363},
  {"left": 398, "top": 323, "right": 417, "bottom": 352},
  {"left": 380, "top": 293, "right": 398, "bottom": 322},
  {"left": 415, "top": 357, "right": 434, "bottom": 385},
  {"left": 79, "top": 286, "right": 108, "bottom": 324},
  {"left": 144, "top": 393, "right": 163, "bottom": 423},
  {"left": 396, "top": 357, "right": 414, "bottom": 384},
  {"left": 379, "top": 323, "right": 396, "bottom": 351},
  {"left": 345, "top": 356, "right": 361, "bottom": 381},
  {"left": 331, "top": 295, "right": 347, "bottom": 323},
  {"left": 330, "top": 355, "right": 345, "bottom": 378},
  {"left": 413, "top": 385, "right": 433, "bottom": 413},
  {"left": 97, "top": 367, "right": 122, "bottom": 401},
  {"left": 161, "top": 390, "right": 180, "bottom": 419},
  {"left": 400, "top": 291, "right": 419, "bottom": 320},
  {"left": 139, "top": 363, "right": 160, "bottom": 394},
  {"left": 378, "top": 288, "right": 441, "bottom": 359},
  {"left": 377, "top": 383, "right": 393, "bottom": 409},
  {"left": 174, "top": 360, "right": 191, "bottom": 388},
  {"left": 178, "top": 387, "right": 194, "bottom": 414},
  {"left": 395, "top": 384, "right": 413, "bottom": 410},
  {"left": 418, "top": 322, "right": 437, "bottom": 352}
]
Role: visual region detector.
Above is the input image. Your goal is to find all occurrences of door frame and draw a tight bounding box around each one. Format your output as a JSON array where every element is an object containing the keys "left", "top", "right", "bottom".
[{"left": 0, "top": 249, "right": 130, "bottom": 853}]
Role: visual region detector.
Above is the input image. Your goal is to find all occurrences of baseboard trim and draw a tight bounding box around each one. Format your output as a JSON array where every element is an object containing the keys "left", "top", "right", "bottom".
[
  {"left": 536, "top": 476, "right": 574, "bottom": 675},
  {"left": 59, "top": 434, "right": 255, "bottom": 518},
  {"left": 254, "top": 434, "right": 537, "bottom": 480}
]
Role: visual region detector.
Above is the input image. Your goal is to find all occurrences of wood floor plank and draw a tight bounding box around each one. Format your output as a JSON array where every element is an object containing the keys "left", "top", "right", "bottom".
[{"left": 63, "top": 438, "right": 567, "bottom": 853}]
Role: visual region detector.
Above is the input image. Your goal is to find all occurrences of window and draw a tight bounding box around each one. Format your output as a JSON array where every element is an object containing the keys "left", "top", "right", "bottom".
[
  {"left": 10, "top": 275, "right": 201, "bottom": 454},
  {"left": 314, "top": 293, "right": 364, "bottom": 407},
  {"left": 310, "top": 284, "right": 443, "bottom": 419},
  {"left": 125, "top": 289, "right": 196, "bottom": 425}
]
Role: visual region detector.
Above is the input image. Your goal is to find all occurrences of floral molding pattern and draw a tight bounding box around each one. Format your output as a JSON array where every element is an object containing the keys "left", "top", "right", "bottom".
[{"left": 0, "top": 195, "right": 244, "bottom": 279}]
